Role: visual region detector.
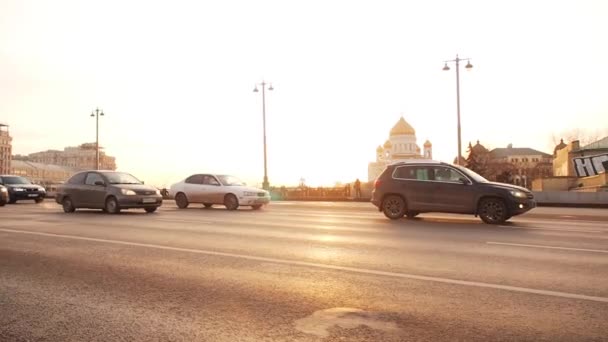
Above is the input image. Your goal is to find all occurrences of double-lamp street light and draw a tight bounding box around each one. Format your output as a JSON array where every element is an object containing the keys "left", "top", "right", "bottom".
[
  {"left": 90, "top": 108, "right": 104, "bottom": 170},
  {"left": 443, "top": 55, "right": 473, "bottom": 166},
  {"left": 253, "top": 81, "right": 273, "bottom": 190}
]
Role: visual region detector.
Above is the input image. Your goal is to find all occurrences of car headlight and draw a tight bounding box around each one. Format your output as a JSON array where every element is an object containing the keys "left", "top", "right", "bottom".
[
  {"left": 510, "top": 190, "right": 527, "bottom": 198},
  {"left": 243, "top": 191, "right": 257, "bottom": 196},
  {"left": 155, "top": 189, "right": 161, "bottom": 195},
  {"left": 121, "top": 189, "right": 137, "bottom": 196},
  {"left": 13, "top": 187, "right": 25, "bottom": 192},
  {"left": 38, "top": 187, "right": 46, "bottom": 192}
]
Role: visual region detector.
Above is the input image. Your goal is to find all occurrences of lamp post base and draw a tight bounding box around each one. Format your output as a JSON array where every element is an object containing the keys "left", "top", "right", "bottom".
[{"left": 262, "top": 177, "right": 269, "bottom": 190}]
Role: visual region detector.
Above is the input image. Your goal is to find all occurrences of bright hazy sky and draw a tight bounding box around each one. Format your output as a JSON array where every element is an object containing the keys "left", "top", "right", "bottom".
[{"left": 1, "top": 0, "right": 607, "bottom": 187}]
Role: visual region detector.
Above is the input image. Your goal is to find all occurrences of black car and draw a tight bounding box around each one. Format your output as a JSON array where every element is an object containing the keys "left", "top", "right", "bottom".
[
  {"left": 0, "top": 184, "right": 8, "bottom": 206},
  {"left": 55, "top": 170, "right": 163, "bottom": 214},
  {"left": 371, "top": 160, "right": 536, "bottom": 224},
  {"left": 0, "top": 175, "right": 46, "bottom": 204}
]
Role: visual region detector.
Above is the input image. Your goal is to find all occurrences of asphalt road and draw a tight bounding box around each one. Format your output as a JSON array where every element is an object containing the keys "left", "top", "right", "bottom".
[{"left": 1, "top": 200, "right": 607, "bottom": 341}]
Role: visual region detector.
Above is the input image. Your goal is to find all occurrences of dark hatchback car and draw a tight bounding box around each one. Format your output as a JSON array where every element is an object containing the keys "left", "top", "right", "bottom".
[
  {"left": 0, "top": 184, "right": 8, "bottom": 206},
  {"left": 371, "top": 161, "right": 536, "bottom": 224},
  {"left": 55, "top": 171, "right": 162, "bottom": 214},
  {"left": 0, "top": 175, "right": 46, "bottom": 204}
]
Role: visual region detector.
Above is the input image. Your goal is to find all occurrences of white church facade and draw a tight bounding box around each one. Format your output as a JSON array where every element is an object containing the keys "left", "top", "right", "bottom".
[{"left": 368, "top": 116, "right": 432, "bottom": 181}]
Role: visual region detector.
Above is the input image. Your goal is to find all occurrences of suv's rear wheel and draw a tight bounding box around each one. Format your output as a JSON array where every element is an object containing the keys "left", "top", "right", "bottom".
[
  {"left": 382, "top": 195, "right": 406, "bottom": 220},
  {"left": 478, "top": 198, "right": 508, "bottom": 224}
]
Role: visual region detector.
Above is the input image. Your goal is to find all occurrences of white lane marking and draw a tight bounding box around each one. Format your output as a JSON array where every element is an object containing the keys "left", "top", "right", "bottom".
[
  {"left": 2, "top": 228, "right": 608, "bottom": 303},
  {"left": 498, "top": 225, "right": 603, "bottom": 233},
  {"left": 487, "top": 241, "right": 608, "bottom": 254}
]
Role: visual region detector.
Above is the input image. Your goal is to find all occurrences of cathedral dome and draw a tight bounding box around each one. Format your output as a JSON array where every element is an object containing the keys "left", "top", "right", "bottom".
[
  {"left": 376, "top": 145, "right": 384, "bottom": 152},
  {"left": 389, "top": 117, "right": 416, "bottom": 136},
  {"left": 383, "top": 140, "right": 392, "bottom": 148},
  {"left": 424, "top": 140, "right": 432, "bottom": 147}
]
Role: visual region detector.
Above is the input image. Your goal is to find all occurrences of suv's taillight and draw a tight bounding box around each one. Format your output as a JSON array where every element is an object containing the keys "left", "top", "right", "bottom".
[{"left": 374, "top": 179, "right": 382, "bottom": 189}]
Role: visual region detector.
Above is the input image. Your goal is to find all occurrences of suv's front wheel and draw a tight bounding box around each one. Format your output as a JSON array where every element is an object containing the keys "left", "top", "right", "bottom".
[
  {"left": 478, "top": 198, "right": 508, "bottom": 224},
  {"left": 382, "top": 195, "right": 406, "bottom": 220}
]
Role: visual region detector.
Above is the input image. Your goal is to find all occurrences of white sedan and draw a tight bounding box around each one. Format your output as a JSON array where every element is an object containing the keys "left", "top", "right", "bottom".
[{"left": 169, "top": 174, "right": 271, "bottom": 210}]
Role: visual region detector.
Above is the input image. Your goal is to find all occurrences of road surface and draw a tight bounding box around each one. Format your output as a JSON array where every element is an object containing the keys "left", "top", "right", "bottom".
[{"left": 1, "top": 201, "right": 607, "bottom": 341}]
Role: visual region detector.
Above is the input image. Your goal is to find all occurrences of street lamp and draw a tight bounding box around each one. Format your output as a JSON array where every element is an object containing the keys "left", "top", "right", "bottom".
[
  {"left": 253, "top": 81, "right": 273, "bottom": 190},
  {"left": 443, "top": 54, "right": 473, "bottom": 166},
  {"left": 90, "top": 108, "right": 104, "bottom": 170}
]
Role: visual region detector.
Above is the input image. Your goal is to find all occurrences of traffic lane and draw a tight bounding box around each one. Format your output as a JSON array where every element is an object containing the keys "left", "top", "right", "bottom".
[
  {"left": 6, "top": 205, "right": 607, "bottom": 260},
  {"left": 1, "top": 207, "right": 607, "bottom": 297},
  {"left": 1, "top": 234, "right": 607, "bottom": 342},
  {"left": 269, "top": 201, "right": 608, "bottom": 221},
  {"left": 1, "top": 211, "right": 607, "bottom": 302},
  {"left": 4, "top": 200, "right": 608, "bottom": 224}
]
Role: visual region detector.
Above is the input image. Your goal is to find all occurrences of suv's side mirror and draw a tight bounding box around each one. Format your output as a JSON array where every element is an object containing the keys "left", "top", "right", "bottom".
[
  {"left": 94, "top": 180, "right": 106, "bottom": 186},
  {"left": 459, "top": 177, "right": 470, "bottom": 185}
]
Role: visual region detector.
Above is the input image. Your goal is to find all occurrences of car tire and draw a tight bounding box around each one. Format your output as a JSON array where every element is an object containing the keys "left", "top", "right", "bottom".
[
  {"left": 105, "top": 196, "right": 121, "bottom": 214},
  {"left": 62, "top": 197, "right": 76, "bottom": 213},
  {"left": 0, "top": 200, "right": 6, "bottom": 207},
  {"left": 224, "top": 194, "right": 239, "bottom": 211},
  {"left": 145, "top": 207, "right": 157, "bottom": 213},
  {"left": 175, "top": 193, "right": 189, "bottom": 209},
  {"left": 203, "top": 203, "right": 213, "bottom": 208},
  {"left": 382, "top": 195, "right": 406, "bottom": 220},
  {"left": 478, "top": 198, "right": 508, "bottom": 224},
  {"left": 405, "top": 211, "right": 419, "bottom": 219},
  {"left": 252, "top": 204, "right": 263, "bottom": 210},
  {"left": 35, "top": 198, "right": 44, "bottom": 203}
]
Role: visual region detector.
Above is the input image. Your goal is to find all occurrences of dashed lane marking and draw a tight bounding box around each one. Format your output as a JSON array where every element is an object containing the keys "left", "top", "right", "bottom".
[{"left": 487, "top": 241, "right": 608, "bottom": 254}]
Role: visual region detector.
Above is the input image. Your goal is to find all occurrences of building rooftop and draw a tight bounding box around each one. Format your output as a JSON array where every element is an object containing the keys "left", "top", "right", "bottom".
[
  {"left": 582, "top": 136, "right": 608, "bottom": 150},
  {"left": 10, "top": 160, "right": 78, "bottom": 173},
  {"left": 490, "top": 146, "right": 552, "bottom": 158}
]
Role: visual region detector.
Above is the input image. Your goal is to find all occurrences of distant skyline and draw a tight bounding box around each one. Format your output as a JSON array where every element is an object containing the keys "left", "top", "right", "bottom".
[{"left": 2, "top": 0, "right": 607, "bottom": 187}]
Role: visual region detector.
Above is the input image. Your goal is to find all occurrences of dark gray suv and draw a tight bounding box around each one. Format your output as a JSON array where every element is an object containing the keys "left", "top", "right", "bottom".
[{"left": 371, "top": 161, "right": 536, "bottom": 224}]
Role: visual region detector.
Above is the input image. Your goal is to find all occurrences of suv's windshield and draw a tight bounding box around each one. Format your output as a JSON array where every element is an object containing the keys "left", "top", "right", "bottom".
[
  {"left": 104, "top": 172, "right": 142, "bottom": 184},
  {"left": 454, "top": 165, "right": 489, "bottom": 183},
  {"left": 1, "top": 176, "right": 31, "bottom": 185},
  {"left": 217, "top": 175, "right": 245, "bottom": 186}
]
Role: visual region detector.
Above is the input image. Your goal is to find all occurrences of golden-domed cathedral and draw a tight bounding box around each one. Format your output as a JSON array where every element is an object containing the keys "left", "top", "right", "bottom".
[{"left": 368, "top": 116, "right": 432, "bottom": 181}]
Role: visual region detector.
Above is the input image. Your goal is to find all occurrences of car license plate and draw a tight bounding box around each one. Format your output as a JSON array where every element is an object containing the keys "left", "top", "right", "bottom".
[
  {"left": 28, "top": 194, "right": 38, "bottom": 197},
  {"left": 142, "top": 198, "right": 156, "bottom": 203}
]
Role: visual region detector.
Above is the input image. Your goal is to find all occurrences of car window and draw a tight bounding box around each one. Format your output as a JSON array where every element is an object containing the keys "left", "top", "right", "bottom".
[
  {"left": 85, "top": 173, "right": 104, "bottom": 185},
  {"left": 67, "top": 172, "right": 87, "bottom": 184},
  {"left": 185, "top": 174, "right": 204, "bottom": 184},
  {"left": 1, "top": 176, "right": 31, "bottom": 184},
  {"left": 104, "top": 172, "right": 142, "bottom": 184},
  {"left": 203, "top": 175, "right": 220, "bottom": 185},
  {"left": 216, "top": 175, "right": 244, "bottom": 186},
  {"left": 393, "top": 166, "right": 430, "bottom": 181},
  {"left": 431, "top": 166, "right": 464, "bottom": 182}
]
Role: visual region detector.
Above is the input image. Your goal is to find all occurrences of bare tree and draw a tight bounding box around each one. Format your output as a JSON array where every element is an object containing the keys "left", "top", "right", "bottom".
[{"left": 551, "top": 128, "right": 607, "bottom": 147}]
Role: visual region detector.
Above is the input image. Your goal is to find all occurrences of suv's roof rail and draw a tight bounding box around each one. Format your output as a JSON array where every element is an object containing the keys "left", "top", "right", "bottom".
[{"left": 388, "top": 159, "right": 442, "bottom": 166}]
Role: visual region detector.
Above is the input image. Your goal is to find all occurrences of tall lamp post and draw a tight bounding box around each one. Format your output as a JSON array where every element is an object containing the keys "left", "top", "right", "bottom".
[
  {"left": 90, "top": 108, "right": 104, "bottom": 170},
  {"left": 443, "top": 55, "right": 473, "bottom": 166},
  {"left": 253, "top": 81, "right": 273, "bottom": 190}
]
